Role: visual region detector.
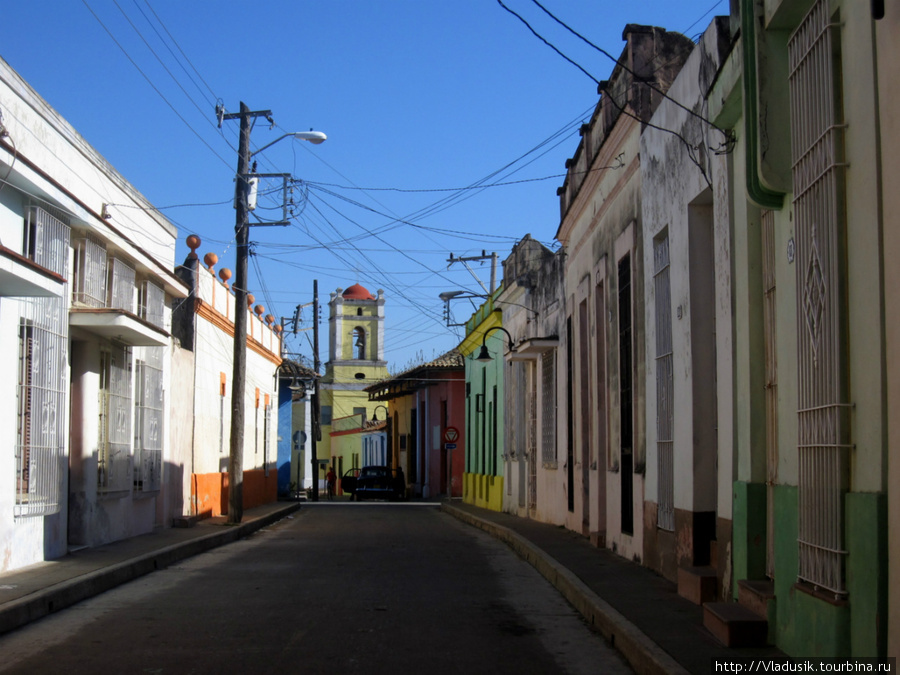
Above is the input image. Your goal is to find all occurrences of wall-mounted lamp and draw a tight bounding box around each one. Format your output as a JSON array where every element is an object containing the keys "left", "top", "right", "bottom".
[{"left": 476, "top": 326, "right": 515, "bottom": 362}]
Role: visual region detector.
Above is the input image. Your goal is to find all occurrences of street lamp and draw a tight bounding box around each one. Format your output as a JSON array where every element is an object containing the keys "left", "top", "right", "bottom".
[
  {"left": 252, "top": 131, "right": 327, "bottom": 156},
  {"left": 225, "top": 101, "right": 326, "bottom": 523},
  {"left": 476, "top": 326, "right": 515, "bottom": 362}
]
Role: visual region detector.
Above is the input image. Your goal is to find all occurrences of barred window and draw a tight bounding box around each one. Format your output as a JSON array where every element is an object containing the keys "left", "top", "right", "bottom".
[
  {"left": 108, "top": 257, "right": 135, "bottom": 312},
  {"left": 15, "top": 207, "right": 69, "bottom": 517},
  {"left": 654, "top": 233, "right": 674, "bottom": 532},
  {"left": 99, "top": 342, "right": 133, "bottom": 493},
  {"left": 541, "top": 351, "right": 557, "bottom": 464},
  {"left": 790, "top": 0, "right": 849, "bottom": 598},
  {"left": 73, "top": 233, "right": 108, "bottom": 307},
  {"left": 134, "top": 347, "right": 163, "bottom": 492},
  {"left": 138, "top": 280, "right": 165, "bottom": 329}
]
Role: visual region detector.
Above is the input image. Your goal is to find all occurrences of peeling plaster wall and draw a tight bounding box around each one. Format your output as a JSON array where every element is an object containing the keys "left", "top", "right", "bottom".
[{"left": 640, "top": 18, "right": 732, "bottom": 582}]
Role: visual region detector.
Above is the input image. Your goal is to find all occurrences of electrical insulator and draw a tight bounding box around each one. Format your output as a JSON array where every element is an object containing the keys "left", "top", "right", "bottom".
[{"left": 247, "top": 177, "right": 259, "bottom": 211}]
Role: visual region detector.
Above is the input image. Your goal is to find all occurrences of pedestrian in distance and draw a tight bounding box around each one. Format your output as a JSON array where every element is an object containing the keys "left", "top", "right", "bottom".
[{"left": 326, "top": 466, "right": 336, "bottom": 500}]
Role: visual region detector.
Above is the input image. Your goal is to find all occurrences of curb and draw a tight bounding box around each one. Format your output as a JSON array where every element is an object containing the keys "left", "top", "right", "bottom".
[
  {"left": 441, "top": 503, "right": 689, "bottom": 675},
  {"left": 0, "top": 503, "right": 301, "bottom": 636}
]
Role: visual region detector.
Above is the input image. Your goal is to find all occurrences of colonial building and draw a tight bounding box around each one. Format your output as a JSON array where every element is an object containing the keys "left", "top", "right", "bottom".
[
  {"left": 0, "top": 55, "right": 188, "bottom": 570},
  {"left": 318, "top": 284, "right": 390, "bottom": 482},
  {"left": 554, "top": 25, "right": 694, "bottom": 559},
  {"left": 703, "top": 0, "right": 891, "bottom": 656},
  {"left": 639, "top": 18, "right": 733, "bottom": 595},
  {"left": 496, "top": 236, "right": 563, "bottom": 522},
  {"left": 172, "top": 239, "right": 283, "bottom": 517},
  {"left": 459, "top": 294, "right": 506, "bottom": 511},
  {"left": 366, "top": 348, "right": 466, "bottom": 499}
]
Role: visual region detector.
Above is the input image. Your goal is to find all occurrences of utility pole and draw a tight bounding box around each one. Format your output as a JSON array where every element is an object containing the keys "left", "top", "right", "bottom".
[
  {"left": 311, "top": 279, "right": 321, "bottom": 501},
  {"left": 223, "top": 102, "right": 272, "bottom": 524},
  {"left": 220, "top": 103, "right": 325, "bottom": 519},
  {"left": 447, "top": 250, "right": 498, "bottom": 293}
]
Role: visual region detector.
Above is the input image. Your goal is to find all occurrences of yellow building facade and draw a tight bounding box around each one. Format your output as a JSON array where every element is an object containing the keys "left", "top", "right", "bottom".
[{"left": 318, "top": 284, "right": 390, "bottom": 481}]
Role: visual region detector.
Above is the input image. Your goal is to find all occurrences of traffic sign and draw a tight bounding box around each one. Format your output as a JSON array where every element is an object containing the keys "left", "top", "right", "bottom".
[{"left": 443, "top": 426, "right": 459, "bottom": 443}]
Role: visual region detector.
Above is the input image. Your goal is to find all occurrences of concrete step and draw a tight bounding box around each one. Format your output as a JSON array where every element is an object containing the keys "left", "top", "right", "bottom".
[
  {"left": 738, "top": 579, "right": 775, "bottom": 618},
  {"left": 703, "top": 602, "right": 769, "bottom": 648},
  {"left": 677, "top": 565, "right": 718, "bottom": 605}
]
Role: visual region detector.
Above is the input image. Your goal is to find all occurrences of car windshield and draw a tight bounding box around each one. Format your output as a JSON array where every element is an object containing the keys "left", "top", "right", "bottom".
[{"left": 360, "top": 467, "right": 389, "bottom": 479}]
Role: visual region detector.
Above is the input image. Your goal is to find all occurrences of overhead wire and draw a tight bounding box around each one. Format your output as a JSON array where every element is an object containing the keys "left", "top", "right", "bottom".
[
  {"left": 527, "top": 0, "right": 730, "bottom": 141},
  {"left": 81, "top": 0, "right": 235, "bottom": 172},
  {"left": 495, "top": 0, "right": 727, "bottom": 186}
]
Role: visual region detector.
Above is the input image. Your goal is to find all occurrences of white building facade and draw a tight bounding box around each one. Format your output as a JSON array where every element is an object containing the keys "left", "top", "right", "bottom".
[{"left": 0, "top": 56, "right": 188, "bottom": 570}]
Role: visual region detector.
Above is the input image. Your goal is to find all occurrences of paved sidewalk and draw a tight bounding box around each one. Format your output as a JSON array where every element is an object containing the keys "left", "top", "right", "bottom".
[
  {"left": 0, "top": 501, "right": 301, "bottom": 636},
  {"left": 442, "top": 501, "right": 785, "bottom": 675}
]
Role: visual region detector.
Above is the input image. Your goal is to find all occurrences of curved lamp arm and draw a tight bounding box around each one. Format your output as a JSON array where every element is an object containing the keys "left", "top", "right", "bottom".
[
  {"left": 251, "top": 131, "right": 327, "bottom": 157},
  {"left": 476, "top": 326, "right": 514, "bottom": 362}
]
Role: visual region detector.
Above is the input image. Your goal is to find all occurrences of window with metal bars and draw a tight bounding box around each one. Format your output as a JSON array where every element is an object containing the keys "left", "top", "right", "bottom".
[
  {"left": 789, "top": 0, "right": 850, "bottom": 598},
  {"left": 506, "top": 361, "right": 525, "bottom": 460},
  {"left": 108, "top": 257, "right": 135, "bottom": 312},
  {"left": 654, "top": 233, "right": 675, "bottom": 532},
  {"left": 99, "top": 343, "right": 133, "bottom": 493},
  {"left": 73, "top": 233, "right": 108, "bottom": 307},
  {"left": 15, "top": 206, "right": 69, "bottom": 517},
  {"left": 541, "top": 351, "right": 557, "bottom": 465},
  {"left": 134, "top": 347, "right": 163, "bottom": 492},
  {"left": 138, "top": 280, "right": 165, "bottom": 329}
]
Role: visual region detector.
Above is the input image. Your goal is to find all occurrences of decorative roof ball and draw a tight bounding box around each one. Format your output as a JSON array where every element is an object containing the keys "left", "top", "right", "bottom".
[
  {"left": 274, "top": 324, "right": 283, "bottom": 334},
  {"left": 218, "top": 268, "right": 232, "bottom": 286},
  {"left": 203, "top": 252, "right": 218, "bottom": 270},
  {"left": 186, "top": 234, "right": 201, "bottom": 258},
  {"left": 247, "top": 294, "right": 255, "bottom": 307},
  {"left": 254, "top": 305, "right": 265, "bottom": 316},
  {"left": 265, "top": 314, "right": 275, "bottom": 325}
]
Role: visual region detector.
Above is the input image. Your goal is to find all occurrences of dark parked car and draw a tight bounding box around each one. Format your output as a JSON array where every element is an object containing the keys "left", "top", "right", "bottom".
[
  {"left": 354, "top": 465, "right": 405, "bottom": 501},
  {"left": 340, "top": 467, "right": 361, "bottom": 497}
]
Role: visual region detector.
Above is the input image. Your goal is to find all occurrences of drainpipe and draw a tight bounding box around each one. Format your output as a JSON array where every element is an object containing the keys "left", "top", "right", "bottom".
[{"left": 741, "top": 0, "right": 786, "bottom": 209}]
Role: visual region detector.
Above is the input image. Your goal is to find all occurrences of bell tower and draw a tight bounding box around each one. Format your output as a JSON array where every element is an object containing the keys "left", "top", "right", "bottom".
[
  {"left": 326, "top": 283, "right": 387, "bottom": 375},
  {"left": 318, "top": 284, "right": 390, "bottom": 477}
]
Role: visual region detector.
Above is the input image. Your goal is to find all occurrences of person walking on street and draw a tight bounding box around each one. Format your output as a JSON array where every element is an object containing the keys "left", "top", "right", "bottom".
[{"left": 326, "top": 466, "right": 336, "bottom": 500}]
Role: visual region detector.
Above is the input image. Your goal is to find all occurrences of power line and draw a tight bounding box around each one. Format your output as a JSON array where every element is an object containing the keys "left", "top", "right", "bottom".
[
  {"left": 80, "top": 0, "right": 234, "bottom": 171},
  {"left": 527, "top": 0, "right": 729, "bottom": 139},
  {"left": 495, "top": 0, "right": 730, "bottom": 184}
]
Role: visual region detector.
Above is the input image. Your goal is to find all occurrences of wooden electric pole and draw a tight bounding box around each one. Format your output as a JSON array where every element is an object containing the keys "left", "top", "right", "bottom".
[
  {"left": 223, "top": 102, "right": 272, "bottom": 524},
  {"left": 311, "top": 279, "right": 321, "bottom": 501}
]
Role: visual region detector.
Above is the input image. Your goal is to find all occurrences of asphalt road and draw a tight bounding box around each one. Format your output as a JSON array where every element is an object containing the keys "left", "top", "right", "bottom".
[{"left": 0, "top": 503, "right": 632, "bottom": 674}]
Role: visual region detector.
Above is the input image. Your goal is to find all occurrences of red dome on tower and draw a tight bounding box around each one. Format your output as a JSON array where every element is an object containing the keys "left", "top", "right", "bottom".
[{"left": 342, "top": 283, "right": 374, "bottom": 300}]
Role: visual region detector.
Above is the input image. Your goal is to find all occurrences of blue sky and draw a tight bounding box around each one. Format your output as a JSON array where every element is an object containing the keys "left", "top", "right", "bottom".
[{"left": 1, "top": 0, "right": 726, "bottom": 371}]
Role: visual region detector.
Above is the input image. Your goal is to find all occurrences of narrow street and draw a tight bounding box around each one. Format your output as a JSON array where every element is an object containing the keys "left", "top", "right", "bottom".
[{"left": 0, "top": 505, "right": 631, "bottom": 674}]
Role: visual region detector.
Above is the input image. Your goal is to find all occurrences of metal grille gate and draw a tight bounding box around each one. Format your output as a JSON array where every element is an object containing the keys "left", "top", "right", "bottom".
[{"left": 789, "top": 0, "right": 850, "bottom": 598}]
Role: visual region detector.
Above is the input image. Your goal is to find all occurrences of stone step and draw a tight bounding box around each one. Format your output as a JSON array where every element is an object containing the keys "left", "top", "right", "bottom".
[
  {"left": 738, "top": 579, "right": 775, "bottom": 619},
  {"left": 703, "top": 602, "right": 769, "bottom": 648},
  {"left": 677, "top": 565, "right": 718, "bottom": 605}
]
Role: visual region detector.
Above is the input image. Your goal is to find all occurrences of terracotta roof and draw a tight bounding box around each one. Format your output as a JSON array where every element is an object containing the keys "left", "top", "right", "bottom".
[
  {"left": 342, "top": 283, "right": 374, "bottom": 300},
  {"left": 365, "top": 348, "right": 464, "bottom": 396}
]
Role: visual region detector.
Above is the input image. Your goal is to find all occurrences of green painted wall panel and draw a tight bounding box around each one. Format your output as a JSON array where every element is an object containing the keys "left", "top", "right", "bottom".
[
  {"left": 846, "top": 491, "right": 888, "bottom": 656},
  {"left": 732, "top": 480, "right": 768, "bottom": 598}
]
